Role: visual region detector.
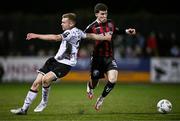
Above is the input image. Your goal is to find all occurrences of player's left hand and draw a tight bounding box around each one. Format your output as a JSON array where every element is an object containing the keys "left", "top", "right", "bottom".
[
  {"left": 104, "top": 33, "right": 112, "bottom": 41},
  {"left": 26, "top": 33, "right": 37, "bottom": 40},
  {"left": 125, "top": 28, "right": 136, "bottom": 35}
]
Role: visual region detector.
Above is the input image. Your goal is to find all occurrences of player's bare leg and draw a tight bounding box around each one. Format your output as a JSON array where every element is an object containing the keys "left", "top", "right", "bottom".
[
  {"left": 34, "top": 71, "right": 56, "bottom": 112},
  {"left": 10, "top": 73, "right": 43, "bottom": 115},
  {"left": 87, "top": 79, "right": 99, "bottom": 99},
  {"left": 95, "top": 70, "right": 118, "bottom": 110}
]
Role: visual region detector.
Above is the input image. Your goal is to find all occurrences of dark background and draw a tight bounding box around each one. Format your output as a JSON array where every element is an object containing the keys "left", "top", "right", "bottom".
[
  {"left": 0, "top": 0, "right": 179, "bottom": 15},
  {"left": 0, "top": 0, "right": 179, "bottom": 57}
]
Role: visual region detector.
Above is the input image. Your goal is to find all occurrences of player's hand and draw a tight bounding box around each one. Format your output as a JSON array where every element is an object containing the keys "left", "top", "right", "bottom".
[
  {"left": 26, "top": 33, "right": 37, "bottom": 40},
  {"left": 104, "top": 33, "right": 112, "bottom": 41},
  {"left": 125, "top": 28, "right": 136, "bottom": 35}
]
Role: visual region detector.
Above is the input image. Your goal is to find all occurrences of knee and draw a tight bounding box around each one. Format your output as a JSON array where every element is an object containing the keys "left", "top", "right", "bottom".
[
  {"left": 107, "top": 70, "right": 118, "bottom": 83},
  {"left": 42, "top": 76, "right": 50, "bottom": 87},
  {"left": 108, "top": 76, "right": 117, "bottom": 83},
  {"left": 31, "top": 81, "right": 41, "bottom": 91}
]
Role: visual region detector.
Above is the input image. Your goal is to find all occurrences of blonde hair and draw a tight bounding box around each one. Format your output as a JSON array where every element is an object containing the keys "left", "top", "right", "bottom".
[{"left": 62, "top": 13, "right": 76, "bottom": 24}]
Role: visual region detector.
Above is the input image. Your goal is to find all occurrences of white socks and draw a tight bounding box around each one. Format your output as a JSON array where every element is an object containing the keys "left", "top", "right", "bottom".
[
  {"left": 41, "top": 86, "right": 51, "bottom": 104},
  {"left": 21, "top": 86, "right": 50, "bottom": 111},
  {"left": 22, "top": 90, "right": 37, "bottom": 111}
]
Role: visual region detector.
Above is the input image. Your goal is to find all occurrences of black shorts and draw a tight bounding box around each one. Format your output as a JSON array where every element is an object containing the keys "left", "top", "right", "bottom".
[
  {"left": 90, "top": 56, "right": 118, "bottom": 80},
  {"left": 38, "top": 57, "right": 71, "bottom": 79}
]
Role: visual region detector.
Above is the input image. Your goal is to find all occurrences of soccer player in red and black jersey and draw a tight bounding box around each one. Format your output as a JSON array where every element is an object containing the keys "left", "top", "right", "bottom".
[{"left": 85, "top": 3, "right": 136, "bottom": 111}]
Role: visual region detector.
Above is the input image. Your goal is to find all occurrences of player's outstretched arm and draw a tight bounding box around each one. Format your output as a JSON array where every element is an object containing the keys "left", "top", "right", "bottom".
[
  {"left": 125, "top": 28, "right": 136, "bottom": 35},
  {"left": 86, "top": 33, "right": 112, "bottom": 41},
  {"left": 26, "top": 33, "right": 62, "bottom": 41}
]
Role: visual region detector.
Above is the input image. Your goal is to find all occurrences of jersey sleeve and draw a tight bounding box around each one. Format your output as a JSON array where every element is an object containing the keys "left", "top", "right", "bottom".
[
  {"left": 80, "top": 29, "right": 87, "bottom": 39},
  {"left": 84, "top": 25, "right": 92, "bottom": 33},
  {"left": 114, "top": 27, "right": 126, "bottom": 35},
  {"left": 61, "top": 30, "right": 72, "bottom": 41},
  {"left": 111, "top": 20, "right": 126, "bottom": 35}
]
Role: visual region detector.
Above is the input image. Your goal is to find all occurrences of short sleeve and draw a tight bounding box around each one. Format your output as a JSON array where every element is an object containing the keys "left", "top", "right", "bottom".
[
  {"left": 79, "top": 29, "right": 87, "bottom": 39},
  {"left": 61, "top": 30, "right": 72, "bottom": 41},
  {"left": 114, "top": 27, "right": 126, "bottom": 35}
]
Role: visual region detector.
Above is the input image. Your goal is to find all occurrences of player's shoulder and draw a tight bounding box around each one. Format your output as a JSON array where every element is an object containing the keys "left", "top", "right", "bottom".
[
  {"left": 71, "top": 27, "right": 84, "bottom": 34},
  {"left": 64, "top": 29, "right": 72, "bottom": 34},
  {"left": 86, "top": 20, "right": 97, "bottom": 28},
  {"left": 62, "top": 29, "right": 72, "bottom": 38},
  {"left": 72, "top": 27, "right": 80, "bottom": 31},
  {"left": 64, "top": 28, "right": 80, "bottom": 35}
]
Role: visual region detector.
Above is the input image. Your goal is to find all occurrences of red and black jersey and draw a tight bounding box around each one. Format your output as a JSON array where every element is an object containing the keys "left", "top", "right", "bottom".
[{"left": 84, "top": 19, "right": 125, "bottom": 57}]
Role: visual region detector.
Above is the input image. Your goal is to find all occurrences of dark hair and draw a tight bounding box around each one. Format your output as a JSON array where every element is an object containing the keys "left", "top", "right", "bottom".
[
  {"left": 94, "top": 3, "right": 108, "bottom": 13},
  {"left": 62, "top": 13, "right": 76, "bottom": 23}
]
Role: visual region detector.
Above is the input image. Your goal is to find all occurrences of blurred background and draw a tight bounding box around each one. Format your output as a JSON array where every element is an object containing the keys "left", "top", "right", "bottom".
[
  {"left": 0, "top": 0, "right": 180, "bottom": 83},
  {"left": 1, "top": 1, "right": 180, "bottom": 120}
]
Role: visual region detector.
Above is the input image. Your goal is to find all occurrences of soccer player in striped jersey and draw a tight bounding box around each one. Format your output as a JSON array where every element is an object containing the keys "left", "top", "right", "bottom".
[
  {"left": 85, "top": 3, "right": 136, "bottom": 110},
  {"left": 10, "top": 13, "right": 111, "bottom": 115}
]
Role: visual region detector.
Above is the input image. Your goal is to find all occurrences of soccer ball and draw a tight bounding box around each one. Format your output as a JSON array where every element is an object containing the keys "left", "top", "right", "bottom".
[{"left": 157, "top": 99, "right": 172, "bottom": 114}]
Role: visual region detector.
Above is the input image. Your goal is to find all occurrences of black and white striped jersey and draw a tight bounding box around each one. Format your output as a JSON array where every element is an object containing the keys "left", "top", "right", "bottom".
[{"left": 54, "top": 27, "right": 86, "bottom": 66}]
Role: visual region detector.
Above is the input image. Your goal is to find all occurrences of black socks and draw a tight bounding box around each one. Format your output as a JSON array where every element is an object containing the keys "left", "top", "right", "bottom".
[{"left": 102, "top": 81, "right": 115, "bottom": 97}]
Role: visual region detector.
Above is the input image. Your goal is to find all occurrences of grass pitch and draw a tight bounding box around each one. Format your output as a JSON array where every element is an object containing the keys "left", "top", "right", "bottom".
[{"left": 0, "top": 82, "right": 180, "bottom": 121}]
